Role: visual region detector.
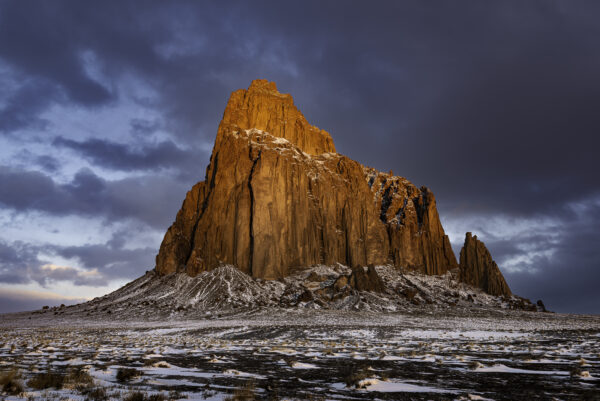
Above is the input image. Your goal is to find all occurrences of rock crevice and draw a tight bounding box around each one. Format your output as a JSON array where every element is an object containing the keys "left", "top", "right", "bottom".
[{"left": 247, "top": 148, "right": 262, "bottom": 277}]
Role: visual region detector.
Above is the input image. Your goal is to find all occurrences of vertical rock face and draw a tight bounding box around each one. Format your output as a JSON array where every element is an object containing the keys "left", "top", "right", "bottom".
[
  {"left": 459, "top": 232, "right": 511, "bottom": 297},
  {"left": 155, "top": 80, "right": 458, "bottom": 279},
  {"left": 365, "top": 169, "right": 457, "bottom": 275}
]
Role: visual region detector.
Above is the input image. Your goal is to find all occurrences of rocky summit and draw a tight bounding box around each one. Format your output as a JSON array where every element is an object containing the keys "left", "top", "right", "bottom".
[{"left": 156, "top": 79, "right": 458, "bottom": 280}]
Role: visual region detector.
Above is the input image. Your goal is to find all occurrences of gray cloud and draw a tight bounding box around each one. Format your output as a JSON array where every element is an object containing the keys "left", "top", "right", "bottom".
[
  {"left": 129, "top": 119, "right": 161, "bottom": 138},
  {"left": 35, "top": 155, "right": 61, "bottom": 172},
  {"left": 55, "top": 241, "right": 155, "bottom": 282},
  {"left": 503, "top": 225, "right": 600, "bottom": 314},
  {"left": 0, "top": 166, "right": 189, "bottom": 229},
  {"left": 28, "top": 265, "right": 108, "bottom": 288},
  {"left": 53, "top": 136, "right": 199, "bottom": 173},
  {"left": 0, "top": 230, "right": 155, "bottom": 290},
  {"left": 0, "top": 241, "right": 39, "bottom": 285}
]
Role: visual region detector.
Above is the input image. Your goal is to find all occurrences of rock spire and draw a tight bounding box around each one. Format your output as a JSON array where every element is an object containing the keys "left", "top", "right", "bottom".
[{"left": 459, "top": 232, "right": 512, "bottom": 297}]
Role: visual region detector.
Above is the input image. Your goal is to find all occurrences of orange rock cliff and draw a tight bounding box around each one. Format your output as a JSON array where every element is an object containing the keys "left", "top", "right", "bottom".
[{"left": 155, "top": 80, "right": 506, "bottom": 294}]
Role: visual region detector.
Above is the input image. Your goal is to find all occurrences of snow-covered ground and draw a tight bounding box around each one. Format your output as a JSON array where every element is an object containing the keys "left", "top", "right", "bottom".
[{"left": 0, "top": 308, "right": 599, "bottom": 400}]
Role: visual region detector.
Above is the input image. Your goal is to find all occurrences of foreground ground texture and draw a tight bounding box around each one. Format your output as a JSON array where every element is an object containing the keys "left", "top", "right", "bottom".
[{"left": 0, "top": 309, "right": 598, "bottom": 401}]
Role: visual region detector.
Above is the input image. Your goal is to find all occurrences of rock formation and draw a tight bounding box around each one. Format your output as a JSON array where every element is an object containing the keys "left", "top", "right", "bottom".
[
  {"left": 156, "top": 79, "right": 458, "bottom": 280},
  {"left": 458, "top": 232, "right": 511, "bottom": 297},
  {"left": 348, "top": 265, "right": 386, "bottom": 293}
]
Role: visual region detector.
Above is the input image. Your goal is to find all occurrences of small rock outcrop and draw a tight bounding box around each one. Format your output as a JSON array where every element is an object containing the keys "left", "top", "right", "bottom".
[
  {"left": 155, "top": 80, "right": 457, "bottom": 280},
  {"left": 459, "top": 232, "right": 511, "bottom": 297}
]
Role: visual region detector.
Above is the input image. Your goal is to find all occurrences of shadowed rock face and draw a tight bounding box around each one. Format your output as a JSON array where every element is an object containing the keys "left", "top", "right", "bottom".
[
  {"left": 459, "top": 232, "right": 512, "bottom": 297},
  {"left": 155, "top": 80, "right": 457, "bottom": 279}
]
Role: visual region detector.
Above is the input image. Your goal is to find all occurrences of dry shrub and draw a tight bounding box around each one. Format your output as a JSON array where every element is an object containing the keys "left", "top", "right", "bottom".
[
  {"left": 116, "top": 367, "right": 141, "bottom": 383},
  {"left": 65, "top": 366, "right": 94, "bottom": 389},
  {"left": 0, "top": 369, "right": 24, "bottom": 395},
  {"left": 27, "top": 369, "right": 65, "bottom": 390}
]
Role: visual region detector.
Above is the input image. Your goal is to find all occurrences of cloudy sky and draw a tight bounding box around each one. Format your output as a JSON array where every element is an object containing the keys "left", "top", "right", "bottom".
[{"left": 0, "top": 1, "right": 598, "bottom": 314}]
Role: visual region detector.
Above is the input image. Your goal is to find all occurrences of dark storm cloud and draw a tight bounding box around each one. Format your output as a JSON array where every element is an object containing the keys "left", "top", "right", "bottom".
[
  {"left": 0, "top": 2, "right": 114, "bottom": 106},
  {"left": 250, "top": 2, "right": 600, "bottom": 220},
  {"left": 502, "top": 212, "right": 600, "bottom": 314},
  {"left": 53, "top": 136, "right": 198, "bottom": 172},
  {"left": 0, "top": 166, "right": 188, "bottom": 229},
  {"left": 0, "top": 1, "right": 599, "bottom": 313}
]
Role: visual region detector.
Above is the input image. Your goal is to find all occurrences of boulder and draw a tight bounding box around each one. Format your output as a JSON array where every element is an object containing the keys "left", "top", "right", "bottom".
[{"left": 348, "top": 265, "right": 385, "bottom": 293}]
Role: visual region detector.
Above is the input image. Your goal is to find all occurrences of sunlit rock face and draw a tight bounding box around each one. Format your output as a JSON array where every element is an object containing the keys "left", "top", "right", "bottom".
[
  {"left": 459, "top": 232, "right": 512, "bottom": 297},
  {"left": 155, "top": 80, "right": 458, "bottom": 279},
  {"left": 215, "top": 79, "right": 336, "bottom": 156}
]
